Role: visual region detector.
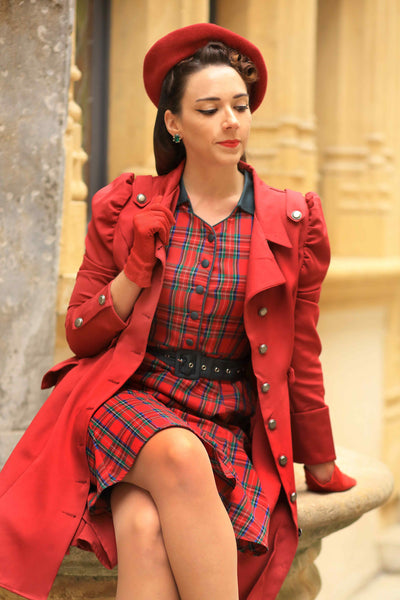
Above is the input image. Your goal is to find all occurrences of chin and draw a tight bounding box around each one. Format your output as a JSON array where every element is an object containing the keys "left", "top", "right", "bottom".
[
  {"left": 214, "top": 150, "right": 242, "bottom": 164},
  {"left": 218, "top": 155, "right": 242, "bottom": 167}
]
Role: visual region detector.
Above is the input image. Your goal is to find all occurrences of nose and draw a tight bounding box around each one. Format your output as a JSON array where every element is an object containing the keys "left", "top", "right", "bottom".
[{"left": 223, "top": 107, "right": 239, "bottom": 129}]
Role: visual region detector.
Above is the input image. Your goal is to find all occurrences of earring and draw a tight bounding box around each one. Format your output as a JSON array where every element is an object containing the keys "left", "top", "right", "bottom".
[{"left": 172, "top": 134, "right": 181, "bottom": 144}]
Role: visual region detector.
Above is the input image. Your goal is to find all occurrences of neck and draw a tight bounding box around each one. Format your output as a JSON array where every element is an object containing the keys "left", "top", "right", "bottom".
[{"left": 182, "top": 160, "right": 244, "bottom": 202}]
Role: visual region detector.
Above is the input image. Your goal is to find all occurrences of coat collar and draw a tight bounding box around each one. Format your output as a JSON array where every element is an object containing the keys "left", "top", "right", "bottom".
[
  {"left": 152, "top": 161, "right": 290, "bottom": 298},
  {"left": 239, "top": 162, "right": 292, "bottom": 248},
  {"left": 237, "top": 162, "right": 290, "bottom": 297},
  {"left": 152, "top": 161, "right": 185, "bottom": 212},
  {"left": 130, "top": 160, "right": 290, "bottom": 304},
  {"left": 157, "top": 162, "right": 291, "bottom": 249}
]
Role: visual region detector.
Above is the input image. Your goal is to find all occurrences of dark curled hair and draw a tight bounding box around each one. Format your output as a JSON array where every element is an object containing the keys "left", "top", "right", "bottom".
[{"left": 154, "top": 41, "right": 259, "bottom": 175}]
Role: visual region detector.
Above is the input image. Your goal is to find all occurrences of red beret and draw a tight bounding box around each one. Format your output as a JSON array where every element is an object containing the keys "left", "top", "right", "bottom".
[{"left": 143, "top": 23, "right": 267, "bottom": 112}]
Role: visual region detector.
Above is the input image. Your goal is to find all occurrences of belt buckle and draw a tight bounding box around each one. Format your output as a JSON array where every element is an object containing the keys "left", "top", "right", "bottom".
[{"left": 175, "top": 351, "right": 200, "bottom": 379}]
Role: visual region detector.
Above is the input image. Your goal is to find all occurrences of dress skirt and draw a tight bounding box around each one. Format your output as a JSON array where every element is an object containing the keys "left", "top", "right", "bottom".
[
  {"left": 86, "top": 352, "right": 269, "bottom": 554},
  {"left": 86, "top": 176, "right": 270, "bottom": 555}
]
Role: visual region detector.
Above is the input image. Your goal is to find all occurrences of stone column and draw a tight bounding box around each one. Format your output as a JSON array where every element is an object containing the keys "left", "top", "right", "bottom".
[
  {"left": 316, "top": 0, "right": 399, "bottom": 258},
  {"left": 316, "top": 0, "right": 400, "bottom": 522},
  {"left": 216, "top": 0, "right": 319, "bottom": 192},
  {"left": 0, "top": 0, "right": 74, "bottom": 466},
  {"left": 108, "top": 0, "right": 209, "bottom": 179}
]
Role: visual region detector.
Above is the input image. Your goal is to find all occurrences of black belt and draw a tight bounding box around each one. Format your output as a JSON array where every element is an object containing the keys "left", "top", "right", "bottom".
[{"left": 149, "top": 348, "right": 248, "bottom": 381}]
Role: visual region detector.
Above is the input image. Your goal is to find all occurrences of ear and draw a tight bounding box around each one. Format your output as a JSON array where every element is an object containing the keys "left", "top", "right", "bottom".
[{"left": 164, "top": 109, "right": 182, "bottom": 138}]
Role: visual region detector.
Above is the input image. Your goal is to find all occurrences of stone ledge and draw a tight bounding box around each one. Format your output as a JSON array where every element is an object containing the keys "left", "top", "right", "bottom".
[
  {"left": 0, "top": 448, "right": 393, "bottom": 600},
  {"left": 278, "top": 447, "right": 394, "bottom": 599},
  {"left": 294, "top": 446, "right": 394, "bottom": 549},
  {"left": 56, "top": 447, "right": 393, "bottom": 600}
]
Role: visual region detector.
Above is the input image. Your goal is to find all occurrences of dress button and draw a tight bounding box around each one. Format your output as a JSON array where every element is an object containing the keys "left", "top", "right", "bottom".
[
  {"left": 207, "top": 232, "right": 215, "bottom": 242},
  {"left": 196, "top": 285, "right": 204, "bottom": 294},
  {"left": 186, "top": 339, "right": 194, "bottom": 347},
  {"left": 98, "top": 294, "right": 106, "bottom": 305},
  {"left": 201, "top": 259, "right": 210, "bottom": 268},
  {"left": 290, "top": 492, "right": 297, "bottom": 503},
  {"left": 261, "top": 382, "right": 270, "bottom": 393},
  {"left": 258, "top": 343, "right": 268, "bottom": 355},
  {"left": 136, "top": 193, "right": 146, "bottom": 203},
  {"left": 278, "top": 455, "right": 288, "bottom": 467},
  {"left": 268, "top": 418, "right": 277, "bottom": 431},
  {"left": 74, "top": 317, "right": 83, "bottom": 328},
  {"left": 190, "top": 311, "right": 199, "bottom": 320},
  {"left": 291, "top": 210, "right": 302, "bottom": 221},
  {"left": 258, "top": 307, "right": 268, "bottom": 317}
]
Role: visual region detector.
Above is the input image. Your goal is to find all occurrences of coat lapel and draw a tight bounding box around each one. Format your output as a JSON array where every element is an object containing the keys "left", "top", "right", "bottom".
[
  {"left": 244, "top": 164, "right": 291, "bottom": 300},
  {"left": 246, "top": 218, "right": 286, "bottom": 299},
  {"left": 126, "top": 161, "right": 291, "bottom": 302}
]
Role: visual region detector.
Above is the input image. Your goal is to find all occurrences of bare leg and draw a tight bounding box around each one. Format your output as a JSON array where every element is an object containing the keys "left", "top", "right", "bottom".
[
  {"left": 121, "top": 427, "right": 239, "bottom": 600},
  {"left": 111, "top": 483, "right": 179, "bottom": 600}
]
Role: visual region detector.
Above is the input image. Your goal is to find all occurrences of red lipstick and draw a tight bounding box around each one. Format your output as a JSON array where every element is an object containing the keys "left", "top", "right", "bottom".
[{"left": 217, "top": 140, "right": 240, "bottom": 148}]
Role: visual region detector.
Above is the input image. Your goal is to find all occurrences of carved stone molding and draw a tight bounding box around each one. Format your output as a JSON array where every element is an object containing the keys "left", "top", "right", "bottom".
[
  {"left": 55, "top": 30, "right": 88, "bottom": 362},
  {"left": 320, "top": 257, "right": 400, "bottom": 306}
]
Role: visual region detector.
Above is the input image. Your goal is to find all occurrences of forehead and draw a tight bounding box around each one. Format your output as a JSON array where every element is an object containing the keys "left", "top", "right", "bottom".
[{"left": 183, "top": 65, "right": 248, "bottom": 100}]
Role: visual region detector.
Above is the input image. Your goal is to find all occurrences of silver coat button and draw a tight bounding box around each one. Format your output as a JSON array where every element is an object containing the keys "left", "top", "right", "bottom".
[
  {"left": 136, "top": 193, "right": 146, "bottom": 203},
  {"left": 291, "top": 210, "right": 302, "bottom": 221},
  {"left": 290, "top": 492, "right": 297, "bottom": 503},
  {"left": 268, "top": 418, "right": 277, "bottom": 431},
  {"left": 98, "top": 294, "right": 106, "bottom": 305},
  {"left": 278, "top": 455, "right": 288, "bottom": 467},
  {"left": 258, "top": 343, "right": 268, "bottom": 355},
  {"left": 258, "top": 307, "right": 268, "bottom": 317},
  {"left": 261, "top": 382, "right": 270, "bottom": 393},
  {"left": 74, "top": 317, "right": 83, "bottom": 328}
]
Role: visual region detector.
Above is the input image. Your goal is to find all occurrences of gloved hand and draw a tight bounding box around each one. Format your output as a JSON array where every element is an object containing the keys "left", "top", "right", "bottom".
[
  {"left": 124, "top": 204, "right": 175, "bottom": 288},
  {"left": 304, "top": 464, "right": 356, "bottom": 493}
]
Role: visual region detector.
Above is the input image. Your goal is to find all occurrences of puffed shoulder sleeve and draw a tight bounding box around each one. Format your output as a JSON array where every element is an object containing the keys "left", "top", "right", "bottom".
[
  {"left": 297, "top": 192, "right": 330, "bottom": 298},
  {"left": 65, "top": 173, "right": 134, "bottom": 357},
  {"left": 289, "top": 192, "right": 336, "bottom": 464}
]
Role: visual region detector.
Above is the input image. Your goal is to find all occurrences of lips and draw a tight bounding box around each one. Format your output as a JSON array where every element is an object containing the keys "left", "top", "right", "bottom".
[{"left": 217, "top": 140, "right": 241, "bottom": 148}]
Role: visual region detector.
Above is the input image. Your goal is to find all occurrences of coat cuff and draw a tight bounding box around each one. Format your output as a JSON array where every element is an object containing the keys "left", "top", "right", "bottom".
[
  {"left": 291, "top": 406, "right": 336, "bottom": 464},
  {"left": 66, "top": 283, "right": 127, "bottom": 356}
]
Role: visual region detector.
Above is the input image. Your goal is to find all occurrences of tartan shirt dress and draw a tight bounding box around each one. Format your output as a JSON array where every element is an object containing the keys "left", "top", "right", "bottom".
[
  {"left": 0, "top": 160, "right": 336, "bottom": 600},
  {"left": 86, "top": 171, "right": 270, "bottom": 555}
]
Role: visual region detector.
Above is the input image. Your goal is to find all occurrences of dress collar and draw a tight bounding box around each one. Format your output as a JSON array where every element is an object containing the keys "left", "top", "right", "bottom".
[{"left": 177, "top": 169, "right": 255, "bottom": 215}]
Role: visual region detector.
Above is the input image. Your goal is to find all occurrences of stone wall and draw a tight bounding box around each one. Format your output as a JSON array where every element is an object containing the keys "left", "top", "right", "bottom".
[{"left": 0, "top": 0, "right": 74, "bottom": 466}]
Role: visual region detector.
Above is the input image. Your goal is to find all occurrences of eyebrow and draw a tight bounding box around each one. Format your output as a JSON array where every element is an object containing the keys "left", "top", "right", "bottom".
[{"left": 195, "top": 93, "right": 249, "bottom": 103}]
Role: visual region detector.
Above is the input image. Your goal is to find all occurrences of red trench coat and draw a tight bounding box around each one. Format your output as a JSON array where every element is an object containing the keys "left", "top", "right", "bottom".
[{"left": 0, "top": 161, "right": 336, "bottom": 600}]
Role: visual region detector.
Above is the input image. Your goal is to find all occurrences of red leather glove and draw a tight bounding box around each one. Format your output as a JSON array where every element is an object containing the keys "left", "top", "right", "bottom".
[
  {"left": 124, "top": 204, "right": 175, "bottom": 287},
  {"left": 304, "top": 464, "right": 356, "bottom": 493}
]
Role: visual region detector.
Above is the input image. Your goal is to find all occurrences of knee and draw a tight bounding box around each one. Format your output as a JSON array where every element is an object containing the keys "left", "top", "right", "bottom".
[
  {"left": 112, "top": 484, "right": 162, "bottom": 545},
  {"left": 148, "top": 428, "right": 213, "bottom": 492},
  {"left": 131, "top": 497, "right": 162, "bottom": 542},
  {"left": 111, "top": 485, "right": 169, "bottom": 569}
]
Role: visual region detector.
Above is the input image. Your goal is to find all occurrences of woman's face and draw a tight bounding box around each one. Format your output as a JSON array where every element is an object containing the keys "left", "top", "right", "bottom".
[{"left": 165, "top": 64, "right": 252, "bottom": 169}]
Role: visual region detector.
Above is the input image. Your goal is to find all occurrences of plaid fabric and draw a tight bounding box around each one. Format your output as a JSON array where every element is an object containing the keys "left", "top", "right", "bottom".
[
  {"left": 87, "top": 173, "right": 270, "bottom": 554},
  {"left": 148, "top": 174, "right": 253, "bottom": 357}
]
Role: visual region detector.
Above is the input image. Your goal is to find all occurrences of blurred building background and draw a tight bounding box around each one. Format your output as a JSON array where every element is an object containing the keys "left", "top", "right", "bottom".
[{"left": 1, "top": 1, "right": 399, "bottom": 599}]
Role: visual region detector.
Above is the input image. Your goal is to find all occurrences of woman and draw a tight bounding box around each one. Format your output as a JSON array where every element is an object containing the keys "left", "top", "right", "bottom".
[{"left": 0, "top": 23, "right": 355, "bottom": 600}]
